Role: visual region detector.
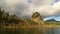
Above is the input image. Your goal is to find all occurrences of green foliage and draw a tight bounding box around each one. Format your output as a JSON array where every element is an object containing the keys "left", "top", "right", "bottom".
[
  {"left": 0, "top": 7, "right": 43, "bottom": 26},
  {"left": 0, "top": 7, "right": 22, "bottom": 26},
  {"left": 45, "top": 21, "right": 60, "bottom": 25},
  {"left": 32, "top": 12, "right": 40, "bottom": 18},
  {"left": 31, "top": 12, "right": 43, "bottom": 21}
]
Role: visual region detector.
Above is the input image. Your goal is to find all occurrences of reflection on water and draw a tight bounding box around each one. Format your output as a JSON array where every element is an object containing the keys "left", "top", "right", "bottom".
[
  {"left": 54, "top": 28, "right": 60, "bottom": 34},
  {"left": 0, "top": 27, "right": 60, "bottom": 34}
]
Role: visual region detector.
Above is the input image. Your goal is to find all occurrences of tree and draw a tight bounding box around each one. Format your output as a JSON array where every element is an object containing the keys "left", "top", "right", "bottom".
[
  {"left": 32, "top": 12, "right": 43, "bottom": 20},
  {"left": 31, "top": 12, "right": 44, "bottom": 25},
  {"left": 0, "top": 7, "right": 4, "bottom": 17},
  {"left": 0, "top": 7, "right": 4, "bottom": 23}
]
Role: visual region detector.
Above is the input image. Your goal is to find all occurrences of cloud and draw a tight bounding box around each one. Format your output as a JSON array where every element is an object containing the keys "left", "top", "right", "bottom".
[
  {"left": 0, "top": 0, "right": 30, "bottom": 17},
  {"left": 0, "top": 0, "right": 60, "bottom": 18},
  {"left": 30, "top": 1, "right": 60, "bottom": 17},
  {"left": 27, "top": 0, "right": 60, "bottom": 18},
  {"left": 32, "top": 0, "right": 52, "bottom": 7}
]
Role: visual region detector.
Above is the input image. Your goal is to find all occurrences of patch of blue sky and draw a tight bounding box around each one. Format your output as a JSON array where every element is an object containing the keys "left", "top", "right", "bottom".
[
  {"left": 44, "top": 16, "right": 53, "bottom": 21},
  {"left": 54, "top": 0, "right": 60, "bottom": 2},
  {"left": 53, "top": 16, "right": 60, "bottom": 21},
  {"left": 51, "top": 0, "right": 60, "bottom": 5},
  {"left": 44, "top": 16, "right": 60, "bottom": 21}
]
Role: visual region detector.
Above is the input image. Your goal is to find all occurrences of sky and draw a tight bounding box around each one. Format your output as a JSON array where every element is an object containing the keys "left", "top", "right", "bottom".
[{"left": 0, "top": 0, "right": 60, "bottom": 21}]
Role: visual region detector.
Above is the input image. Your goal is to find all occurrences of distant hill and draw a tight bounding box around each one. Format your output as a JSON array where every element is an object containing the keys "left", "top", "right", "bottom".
[
  {"left": 45, "top": 19, "right": 56, "bottom": 22},
  {"left": 45, "top": 19, "right": 60, "bottom": 25}
]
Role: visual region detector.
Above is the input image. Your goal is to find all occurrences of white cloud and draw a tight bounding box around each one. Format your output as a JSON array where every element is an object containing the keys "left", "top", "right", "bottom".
[
  {"left": 31, "top": 0, "right": 53, "bottom": 8},
  {"left": 30, "top": 1, "right": 60, "bottom": 17},
  {"left": 0, "top": 0, "right": 60, "bottom": 18},
  {"left": 1, "top": 0, "right": 30, "bottom": 16}
]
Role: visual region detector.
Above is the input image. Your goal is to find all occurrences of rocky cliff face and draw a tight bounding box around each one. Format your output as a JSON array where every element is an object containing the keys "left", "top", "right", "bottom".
[{"left": 31, "top": 12, "right": 44, "bottom": 25}]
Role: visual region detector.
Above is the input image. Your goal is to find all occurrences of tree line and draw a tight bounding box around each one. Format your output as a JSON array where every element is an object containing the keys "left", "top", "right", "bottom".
[
  {"left": 0, "top": 7, "right": 44, "bottom": 26},
  {"left": 0, "top": 7, "right": 24, "bottom": 26}
]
